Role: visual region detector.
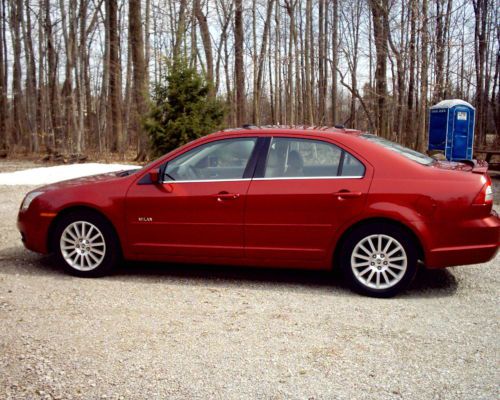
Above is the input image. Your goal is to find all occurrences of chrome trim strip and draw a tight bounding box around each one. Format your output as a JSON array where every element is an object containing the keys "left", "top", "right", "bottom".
[
  {"left": 163, "top": 176, "right": 363, "bottom": 184},
  {"left": 163, "top": 178, "right": 252, "bottom": 184},
  {"left": 252, "top": 176, "right": 364, "bottom": 181}
]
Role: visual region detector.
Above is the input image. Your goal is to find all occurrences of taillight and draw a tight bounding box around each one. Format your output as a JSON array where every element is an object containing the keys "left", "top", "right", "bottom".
[
  {"left": 485, "top": 184, "right": 493, "bottom": 203},
  {"left": 473, "top": 175, "right": 493, "bottom": 205}
]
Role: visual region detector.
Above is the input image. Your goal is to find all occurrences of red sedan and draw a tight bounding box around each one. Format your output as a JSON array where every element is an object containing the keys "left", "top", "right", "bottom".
[{"left": 17, "top": 126, "right": 499, "bottom": 297}]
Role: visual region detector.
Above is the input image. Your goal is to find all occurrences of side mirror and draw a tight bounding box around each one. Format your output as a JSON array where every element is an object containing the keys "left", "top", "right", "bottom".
[{"left": 149, "top": 168, "right": 160, "bottom": 184}]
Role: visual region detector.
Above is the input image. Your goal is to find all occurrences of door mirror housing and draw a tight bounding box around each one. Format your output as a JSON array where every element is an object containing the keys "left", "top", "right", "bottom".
[{"left": 149, "top": 168, "right": 160, "bottom": 184}]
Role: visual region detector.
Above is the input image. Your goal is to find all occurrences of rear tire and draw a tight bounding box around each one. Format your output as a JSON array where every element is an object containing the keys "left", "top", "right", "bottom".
[
  {"left": 340, "top": 223, "right": 418, "bottom": 298},
  {"left": 52, "top": 210, "right": 120, "bottom": 277}
]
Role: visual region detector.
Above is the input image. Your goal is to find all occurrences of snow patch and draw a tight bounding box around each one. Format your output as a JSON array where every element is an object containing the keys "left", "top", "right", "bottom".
[{"left": 0, "top": 163, "right": 140, "bottom": 185}]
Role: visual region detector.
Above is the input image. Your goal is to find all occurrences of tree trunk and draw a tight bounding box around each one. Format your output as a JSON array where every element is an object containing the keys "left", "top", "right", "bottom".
[
  {"left": 252, "top": 0, "right": 274, "bottom": 125},
  {"left": 23, "top": 0, "right": 38, "bottom": 151},
  {"left": 369, "top": 0, "right": 390, "bottom": 138},
  {"left": 433, "top": 0, "right": 445, "bottom": 103},
  {"left": 194, "top": 0, "right": 214, "bottom": 94},
  {"left": 331, "top": 0, "right": 339, "bottom": 125},
  {"left": 129, "top": 0, "right": 149, "bottom": 160},
  {"left": 405, "top": 0, "right": 417, "bottom": 147},
  {"left": 0, "top": 0, "right": 7, "bottom": 151},
  {"left": 106, "top": 0, "right": 123, "bottom": 153},
  {"left": 172, "top": 0, "right": 187, "bottom": 61},
  {"left": 234, "top": 0, "right": 245, "bottom": 125},
  {"left": 473, "top": 0, "right": 489, "bottom": 147},
  {"left": 304, "top": 0, "right": 313, "bottom": 125},
  {"left": 417, "top": 0, "right": 429, "bottom": 153},
  {"left": 10, "top": 0, "right": 26, "bottom": 147},
  {"left": 45, "top": 0, "right": 60, "bottom": 151}
]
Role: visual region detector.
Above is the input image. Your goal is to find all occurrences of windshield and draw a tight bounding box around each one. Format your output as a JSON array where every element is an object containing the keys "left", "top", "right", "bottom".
[{"left": 360, "top": 134, "right": 434, "bottom": 165}]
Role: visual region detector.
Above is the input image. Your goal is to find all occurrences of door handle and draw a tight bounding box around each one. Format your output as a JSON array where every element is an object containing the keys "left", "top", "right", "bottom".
[
  {"left": 333, "top": 190, "right": 362, "bottom": 199},
  {"left": 213, "top": 192, "right": 240, "bottom": 201}
]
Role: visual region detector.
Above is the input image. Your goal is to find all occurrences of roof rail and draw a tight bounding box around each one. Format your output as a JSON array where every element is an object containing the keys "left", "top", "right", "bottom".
[{"left": 223, "top": 124, "right": 354, "bottom": 133}]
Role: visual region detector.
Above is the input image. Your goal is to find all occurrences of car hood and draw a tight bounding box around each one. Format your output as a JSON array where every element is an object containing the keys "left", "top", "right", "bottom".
[{"left": 37, "top": 170, "right": 138, "bottom": 192}]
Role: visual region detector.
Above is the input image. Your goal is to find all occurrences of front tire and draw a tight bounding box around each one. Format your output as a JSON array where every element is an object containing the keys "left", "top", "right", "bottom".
[
  {"left": 52, "top": 210, "right": 120, "bottom": 277},
  {"left": 340, "top": 223, "right": 418, "bottom": 297}
]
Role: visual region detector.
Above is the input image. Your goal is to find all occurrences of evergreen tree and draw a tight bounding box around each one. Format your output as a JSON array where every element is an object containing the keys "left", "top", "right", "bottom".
[{"left": 144, "top": 60, "right": 226, "bottom": 157}]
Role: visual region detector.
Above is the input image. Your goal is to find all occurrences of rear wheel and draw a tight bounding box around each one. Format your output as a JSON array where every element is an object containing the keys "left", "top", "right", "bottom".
[
  {"left": 52, "top": 211, "right": 120, "bottom": 277},
  {"left": 340, "top": 223, "right": 418, "bottom": 297}
]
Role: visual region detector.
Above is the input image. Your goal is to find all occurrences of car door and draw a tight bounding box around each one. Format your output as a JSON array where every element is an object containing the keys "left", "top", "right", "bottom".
[
  {"left": 126, "top": 137, "right": 259, "bottom": 259},
  {"left": 244, "top": 136, "right": 372, "bottom": 263}
]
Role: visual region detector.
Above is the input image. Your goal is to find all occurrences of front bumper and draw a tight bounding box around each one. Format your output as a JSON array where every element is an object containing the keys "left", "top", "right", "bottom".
[{"left": 17, "top": 208, "right": 54, "bottom": 254}]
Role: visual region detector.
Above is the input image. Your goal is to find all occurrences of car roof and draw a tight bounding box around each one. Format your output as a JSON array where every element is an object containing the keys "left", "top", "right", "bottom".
[{"left": 212, "top": 125, "right": 364, "bottom": 138}]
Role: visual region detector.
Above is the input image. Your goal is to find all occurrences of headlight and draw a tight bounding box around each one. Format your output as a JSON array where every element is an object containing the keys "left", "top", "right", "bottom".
[{"left": 21, "top": 191, "right": 44, "bottom": 211}]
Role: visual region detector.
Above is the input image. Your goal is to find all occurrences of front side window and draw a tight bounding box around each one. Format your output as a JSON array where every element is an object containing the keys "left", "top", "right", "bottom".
[
  {"left": 264, "top": 137, "right": 364, "bottom": 178},
  {"left": 164, "top": 138, "right": 257, "bottom": 181}
]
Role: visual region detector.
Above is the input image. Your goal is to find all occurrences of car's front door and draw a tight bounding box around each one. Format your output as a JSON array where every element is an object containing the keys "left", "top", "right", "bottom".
[
  {"left": 244, "top": 136, "right": 372, "bottom": 264},
  {"left": 126, "top": 137, "right": 259, "bottom": 259}
]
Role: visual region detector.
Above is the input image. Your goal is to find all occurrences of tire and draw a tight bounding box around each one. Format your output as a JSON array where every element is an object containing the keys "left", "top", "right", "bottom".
[
  {"left": 52, "top": 210, "right": 120, "bottom": 277},
  {"left": 340, "top": 222, "right": 418, "bottom": 298}
]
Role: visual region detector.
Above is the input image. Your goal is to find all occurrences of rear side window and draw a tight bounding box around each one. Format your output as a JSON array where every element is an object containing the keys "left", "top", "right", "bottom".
[
  {"left": 263, "top": 137, "right": 364, "bottom": 178},
  {"left": 341, "top": 152, "right": 365, "bottom": 177}
]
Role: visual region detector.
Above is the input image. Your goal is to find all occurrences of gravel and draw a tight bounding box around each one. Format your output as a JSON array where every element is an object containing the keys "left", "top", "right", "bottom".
[{"left": 0, "top": 161, "right": 499, "bottom": 399}]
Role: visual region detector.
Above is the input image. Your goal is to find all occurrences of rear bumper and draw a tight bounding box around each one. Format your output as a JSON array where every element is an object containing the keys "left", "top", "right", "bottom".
[
  {"left": 425, "top": 213, "right": 500, "bottom": 268},
  {"left": 427, "top": 243, "right": 498, "bottom": 268}
]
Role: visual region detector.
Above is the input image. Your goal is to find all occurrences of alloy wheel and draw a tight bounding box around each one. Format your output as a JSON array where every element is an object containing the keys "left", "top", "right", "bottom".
[
  {"left": 60, "top": 221, "right": 107, "bottom": 271},
  {"left": 350, "top": 234, "right": 407, "bottom": 290}
]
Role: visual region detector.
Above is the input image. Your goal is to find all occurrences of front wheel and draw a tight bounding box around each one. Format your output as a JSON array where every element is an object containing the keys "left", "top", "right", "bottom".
[
  {"left": 340, "top": 223, "right": 418, "bottom": 297},
  {"left": 52, "top": 211, "right": 120, "bottom": 277}
]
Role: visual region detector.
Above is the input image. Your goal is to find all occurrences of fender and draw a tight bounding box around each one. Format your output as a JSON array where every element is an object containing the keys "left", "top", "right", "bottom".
[{"left": 327, "top": 201, "right": 432, "bottom": 264}]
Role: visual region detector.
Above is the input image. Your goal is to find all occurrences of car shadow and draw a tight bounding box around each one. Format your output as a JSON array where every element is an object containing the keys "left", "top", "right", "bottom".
[
  {"left": 404, "top": 267, "right": 458, "bottom": 298},
  {"left": 0, "top": 245, "right": 458, "bottom": 298}
]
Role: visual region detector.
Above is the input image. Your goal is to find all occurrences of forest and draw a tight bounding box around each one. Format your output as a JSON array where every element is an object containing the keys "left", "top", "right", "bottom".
[{"left": 0, "top": 0, "right": 498, "bottom": 160}]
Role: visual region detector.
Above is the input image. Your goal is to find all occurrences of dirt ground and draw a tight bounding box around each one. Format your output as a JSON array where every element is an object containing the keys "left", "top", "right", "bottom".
[{"left": 0, "top": 161, "right": 498, "bottom": 399}]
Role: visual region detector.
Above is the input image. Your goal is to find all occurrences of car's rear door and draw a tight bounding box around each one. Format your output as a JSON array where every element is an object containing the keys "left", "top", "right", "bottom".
[
  {"left": 244, "top": 136, "right": 372, "bottom": 264},
  {"left": 126, "top": 137, "right": 261, "bottom": 259}
]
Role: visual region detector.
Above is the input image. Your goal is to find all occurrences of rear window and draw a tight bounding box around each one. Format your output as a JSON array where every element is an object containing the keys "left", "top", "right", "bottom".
[{"left": 361, "top": 134, "right": 434, "bottom": 165}]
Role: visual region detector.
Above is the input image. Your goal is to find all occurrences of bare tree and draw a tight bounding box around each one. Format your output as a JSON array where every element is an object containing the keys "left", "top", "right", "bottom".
[
  {"left": 416, "top": 0, "right": 429, "bottom": 152},
  {"left": 331, "top": 0, "right": 339, "bottom": 125},
  {"left": 369, "top": 0, "right": 390, "bottom": 138},
  {"left": 129, "top": 0, "right": 148, "bottom": 161},
  {"left": 194, "top": 0, "right": 214, "bottom": 93},
  {"left": 473, "top": 0, "right": 489, "bottom": 146},
  {"left": 0, "top": 0, "right": 7, "bottom": 152},
  {"left": 0, "top": 0, "right": 497, "bottom": 158},
  {"left": 234, "top": 0, "right": 245, "bottom": 125},
  {"left": 105, "top": 0, "right": 123, "bottom": 153}
]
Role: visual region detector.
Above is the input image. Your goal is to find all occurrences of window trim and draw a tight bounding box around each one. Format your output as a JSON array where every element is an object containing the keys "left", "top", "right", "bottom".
[
  {"left": 252, "top": 175, "right": 364, "bottom": 181},
  {"left": 161, "top": 178, "right": 253, "bottom": 184},
  {"left": 160, "top": 175, "right": 364, "bottom": 184},
  {"left": 137, "top": 135, "right": 367, "bottom": 185},
  {"left": 254, "top": 136, "right": 365, "bottom": 180}
]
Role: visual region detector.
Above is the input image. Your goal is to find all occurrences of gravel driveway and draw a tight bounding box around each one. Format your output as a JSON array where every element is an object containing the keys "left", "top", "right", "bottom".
[{"left": 0, "top": 161, "right": 498, "bottom": 399}]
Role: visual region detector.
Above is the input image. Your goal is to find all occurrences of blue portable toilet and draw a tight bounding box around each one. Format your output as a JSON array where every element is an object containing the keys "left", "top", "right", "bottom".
[{"left": 428, "top": 99, "right": 475, "bottom": 161}]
